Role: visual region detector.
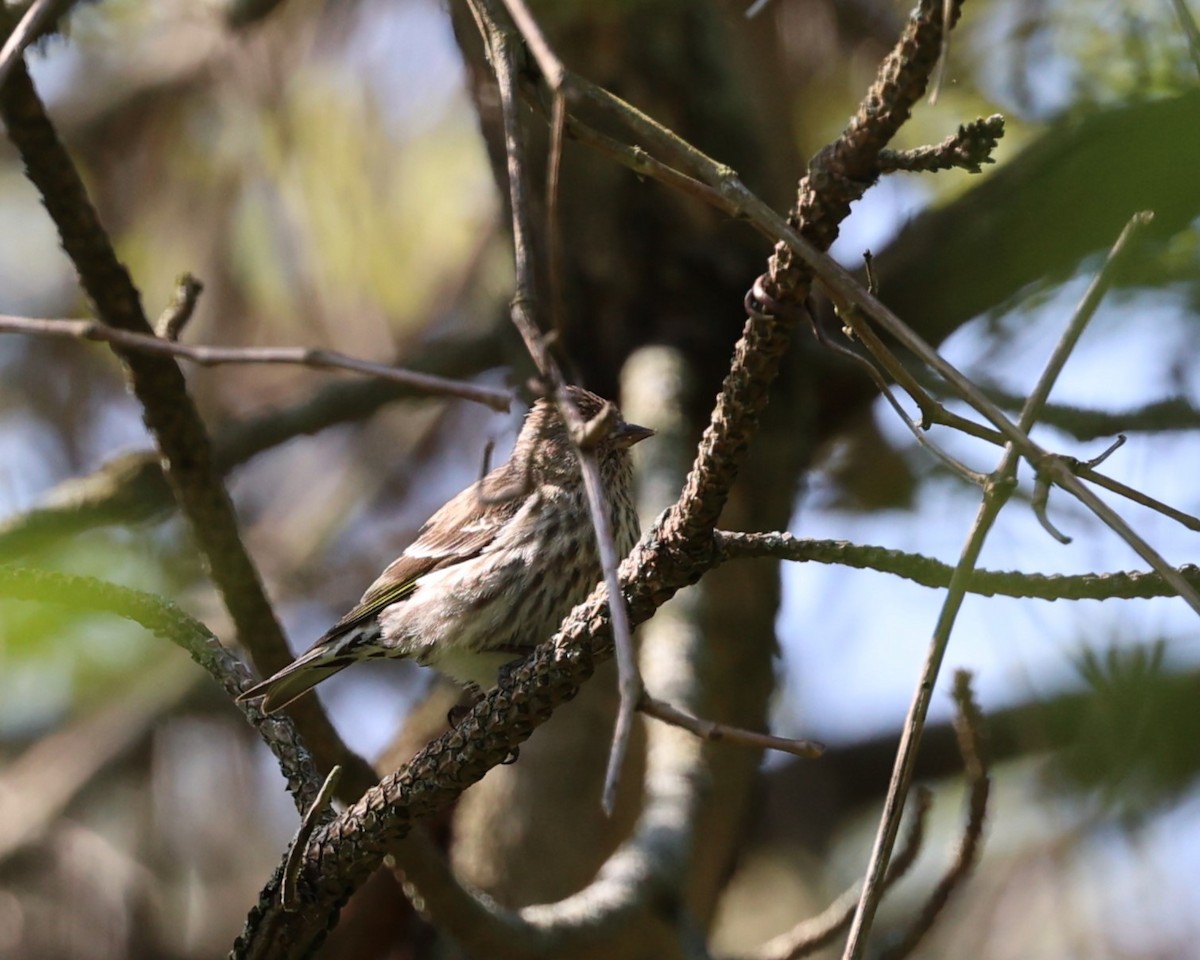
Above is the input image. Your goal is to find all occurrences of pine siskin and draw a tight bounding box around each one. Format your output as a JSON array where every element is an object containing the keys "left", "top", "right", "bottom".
[{"left": 239, "top": 386, "right": 652, "bottom": 714}]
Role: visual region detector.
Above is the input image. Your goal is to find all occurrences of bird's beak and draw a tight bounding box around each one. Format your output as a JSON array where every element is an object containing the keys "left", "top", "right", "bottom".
[{"left": 616, "top": 422, "right": 655, "bottom": 448}]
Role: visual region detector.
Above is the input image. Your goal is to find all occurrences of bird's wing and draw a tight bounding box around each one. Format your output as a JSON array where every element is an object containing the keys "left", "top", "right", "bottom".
[
  {"left": 237, "top": 469, "right": 528, "bottom": 713},
  {"left": 316, "top": 479, "right": 527, "bottom": 642}
]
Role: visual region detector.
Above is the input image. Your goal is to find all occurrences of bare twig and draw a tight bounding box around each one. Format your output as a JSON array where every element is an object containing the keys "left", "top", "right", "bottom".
[
  {"left": 499, "top": 0, "right": 567, "bottom": 90},
  {"left": 545, "top": 93, "right": 568, "bottom": 343},
  {"left": 1033, "top": 434, "right": 1126, "bottom": 545},
  {"left": 282, "top": 766, "right": 342, "bottom": 911},
  {"left": 817, "top": 225, "right": 1200, "bottom": 615},
  {"left": 928, "top": 0, "right": 956, "bottom": 104},
  {"left": 639, "top": 694, "right": 823, "bottom": 760},
  {"left": 563, "top": 118, "right": 741, "bottom": 223},
  {"left": 840, "top": 211, "right": 1155, "bottom": 960},
  {"left": 901, "top": 373, "right": 1200, "bottom": 530},
  {"left": 0, "top": 304, "right": 506, "bottom": 558},
  {"left": 472, "top": 0, "right": 643, "bottom": 816},
  {"left": 745, "top": 790, "right": 933, "bottom": 960},
  {"left": 1070, "top": 462, "right": 1200, "bottom": 531},
  {"left": 1031, "top": 471, "right": 1073, "bottom": 544},
  {"left": 806, "top": 301, "right": 988, "bottom": 486},
  {"left": 154, "top": 273, "right": 204, "bottom": 341},
  {"left": 0, "top": 0, "right": 72, "bottom": 91},
  {"left": 0, "top": 313, "right": 513, "bottom": 411},
  {"left": 877, "top": 671, "right": 989, "bottom": 960}
]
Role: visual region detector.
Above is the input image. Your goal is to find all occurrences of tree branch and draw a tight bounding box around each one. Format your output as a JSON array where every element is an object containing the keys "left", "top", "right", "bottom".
[
  {"left": 0, "top": 313, "right": 512, "bottom": 411},
  {"left": 840, "top": 211, "right": 1154, "bottom": 960},
  {"left": 470, "top": 0, "right": 644, "bottom": 815},
  {"left": 0, "top": 55, "right": 376, "bottom": 800},
  {"left": 0, "top": 326, "right": 507, "bottom": 559},
  {"left": 230, "top": 0, "right": 998, "bottom": 952},
  {"left": 877, "top": 671, "right": 990, "bottom": 960},
  {"left": 713, "top": 531, "right": 1200, "bottom": 601},
  {"left": 0, "top": 565, "right": 323, "bottom": 811},
  {"left": 742, "top": 791, "right": 933, "bottom": 960}
]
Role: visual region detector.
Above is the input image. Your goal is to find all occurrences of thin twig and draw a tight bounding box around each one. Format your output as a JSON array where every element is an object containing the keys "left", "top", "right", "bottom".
[
  {"left": 832, "top": 306, "right": 1200, "bottom": 534},
  {"left": 499, "top": 0, "right": 567, "bottom": 91},
  {"left": 927, "top": 0, "right": 956, "bottom": 104},
  {"left": 471, "top": 0, "right": 643, "bottom": 816},
  {"left": 283, "top": 766, "right": 342, "bottom": 911},
  {"left": 564, "top": 117, "right": 742, "bottom": 222},
  {"left": 877, "top": 671, "right": 989, "bottom": 960},
  {"left": 0, "top": 0, "right": 71, "bottom": 91},
  {"left": 901, "top": 372, "right": 1200, "bottom": 530},
  {"left": 587, "top": 445, "right": 644, "bottom": 815},
  {"left": 817, "top": 228, "right": 1200, "bottom": 615},
  {"left": 1071, "top": 463, "right": 1200, "bottom": 531},
  {"left": 546, "top": 93, "right": 568, "bottom": 344},
  {"left": 840, "top": 211, "right": 1154, "bottom": 960},
  {"left": 806, "top": 302, "right": 987, "bottom": 486},
  {"left": 1031, "top": 470, "right": 1073, "bottom": 544},
  {"left": 878, "top": 115, "right": 1005, "bottom": 173},
  {"left": 155, "top": 273, "right": 204, "bottom": 341},
  {"left": 745, "top": 790, "right": 933, "bottom": 960},
  {"left": 712, "top": 530, "right": 1200, "bottom": 601},
  {"left": 0, "top": 266, "right": 507, "bottom": 558},
  {"left": 0, "top": 313, "right": 513, "bottom": 411},
  {"left": 639, "top": 694, "right": 823, "bottom": 760}
]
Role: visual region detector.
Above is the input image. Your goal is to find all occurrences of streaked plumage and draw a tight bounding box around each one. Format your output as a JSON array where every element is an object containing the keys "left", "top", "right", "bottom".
[{"left": 238, "top": 387, "right": 651, "bottom": 714}]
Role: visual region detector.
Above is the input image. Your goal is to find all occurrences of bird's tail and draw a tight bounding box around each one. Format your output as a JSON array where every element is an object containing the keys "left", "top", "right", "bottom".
[{"left": 236, "top": 641, "right": 360, "bottom": 714}]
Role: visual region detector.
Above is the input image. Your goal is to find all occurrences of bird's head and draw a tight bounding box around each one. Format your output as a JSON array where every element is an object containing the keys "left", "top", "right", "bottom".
[{"left": 515, "top": 385, "right": 653, "bottom": 481}]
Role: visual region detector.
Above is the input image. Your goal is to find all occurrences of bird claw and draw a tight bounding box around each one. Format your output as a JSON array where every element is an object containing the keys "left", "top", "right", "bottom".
[
  {"left": 446, "top": 703, "right": 471, "bottom": 727},
  {"left": 497, "top": 657, "right": 524, "bottom": 687}
]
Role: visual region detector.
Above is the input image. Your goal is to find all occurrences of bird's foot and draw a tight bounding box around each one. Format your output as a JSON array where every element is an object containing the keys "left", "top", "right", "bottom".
[
  {"left": 496, "top": 653, "right": 531, "bottom": 688},
  {"left": 446, "top": 683, "right": 483, "bottom": 727}
]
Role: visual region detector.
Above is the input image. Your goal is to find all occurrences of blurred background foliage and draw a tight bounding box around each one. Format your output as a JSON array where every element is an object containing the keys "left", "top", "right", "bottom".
[{"left": 0, "top": 0, "right": 1198, "bottom": 957}]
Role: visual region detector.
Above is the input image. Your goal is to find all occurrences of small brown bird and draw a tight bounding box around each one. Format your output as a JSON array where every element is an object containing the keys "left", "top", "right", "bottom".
[{"left": 239, "top": 386, "right": 652, "bottom": 714}]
